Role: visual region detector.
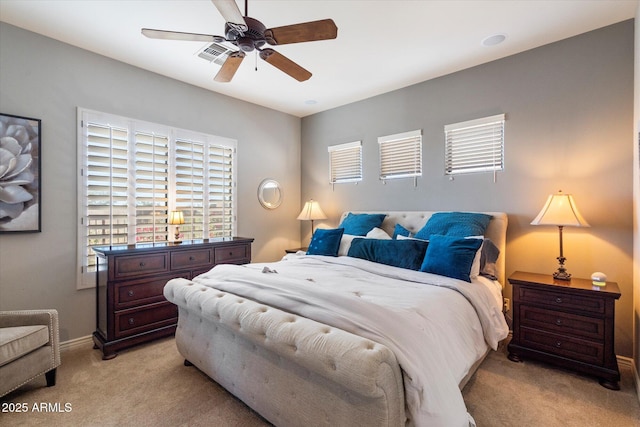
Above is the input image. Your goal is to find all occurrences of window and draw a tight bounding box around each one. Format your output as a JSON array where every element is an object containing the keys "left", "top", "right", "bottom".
[
  {"left": 444, "top": 114, "right": 505, "bottom": 179},
  {"left": 77, "top": 109, "right": 236, "bottom": 288},
  {"left": 378, "top": 129, "right": 422, "bottom": 185},
  {"left": 328, "top": 141, "right": 362, "bottom": 186}
]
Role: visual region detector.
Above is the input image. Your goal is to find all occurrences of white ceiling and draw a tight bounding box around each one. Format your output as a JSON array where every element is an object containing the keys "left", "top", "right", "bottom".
[{"left": 0, "top": 1, "right": 636, "bottom": 117}]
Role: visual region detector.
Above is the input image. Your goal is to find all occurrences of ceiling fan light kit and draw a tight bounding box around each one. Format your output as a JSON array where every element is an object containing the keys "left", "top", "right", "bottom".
[{"left": 141, "top": 0, "right": 337, "bottom": 83}]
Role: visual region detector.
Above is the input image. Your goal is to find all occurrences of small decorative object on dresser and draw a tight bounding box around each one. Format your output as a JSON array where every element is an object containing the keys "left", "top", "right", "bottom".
[
  {"left": 92, "top": 237, "right": 253, "bottom": 360},
  {"left": 507, "top": 271, "right": 621, "bottom": 390}
]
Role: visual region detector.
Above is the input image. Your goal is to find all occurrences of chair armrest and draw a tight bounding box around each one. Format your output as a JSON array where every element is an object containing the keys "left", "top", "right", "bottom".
[{"left": 0, "top": 310, "right": 60, "bottom": 351}]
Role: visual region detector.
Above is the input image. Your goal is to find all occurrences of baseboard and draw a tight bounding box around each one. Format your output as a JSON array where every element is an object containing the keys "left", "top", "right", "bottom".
[
  {"left": 616, "top": 355, "right": 639, "bottom": 405},
  {"left": 60, "top": 335, "right": 93, "bottom": 353}
]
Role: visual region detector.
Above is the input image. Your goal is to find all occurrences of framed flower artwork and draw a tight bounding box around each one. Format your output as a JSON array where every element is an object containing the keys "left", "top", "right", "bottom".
[{"left": 0, "top": 113, "right": 41, "bottom": 233}]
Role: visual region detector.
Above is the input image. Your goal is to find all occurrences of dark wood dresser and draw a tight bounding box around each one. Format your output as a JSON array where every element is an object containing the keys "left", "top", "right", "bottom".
[
  {"left": 507, "top": 271, "right": 621, "bottom": 389},
  {"left": 93, "top": 237, "right": 253, "bottom": 360}
]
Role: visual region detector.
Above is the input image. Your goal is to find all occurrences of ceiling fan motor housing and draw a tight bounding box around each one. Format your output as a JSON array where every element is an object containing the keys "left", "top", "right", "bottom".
[{"left": 225, "top": 16, "right": 266, "bottom": 52}]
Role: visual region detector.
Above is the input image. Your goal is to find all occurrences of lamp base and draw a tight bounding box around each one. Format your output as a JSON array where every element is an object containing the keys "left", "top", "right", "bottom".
[{"left": 553, "top": 266, "right": 571, "bottom": 281}]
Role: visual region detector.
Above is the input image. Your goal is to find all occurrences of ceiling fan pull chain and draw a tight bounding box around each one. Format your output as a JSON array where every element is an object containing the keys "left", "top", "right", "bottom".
[{"left": 255, "top": 50, "right": 258, "bottom": 71}]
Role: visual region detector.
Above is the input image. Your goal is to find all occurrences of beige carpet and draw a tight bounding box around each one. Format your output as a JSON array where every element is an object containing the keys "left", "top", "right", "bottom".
[{"left": 2, "top": 337, "right": 638, "bottom": 426}]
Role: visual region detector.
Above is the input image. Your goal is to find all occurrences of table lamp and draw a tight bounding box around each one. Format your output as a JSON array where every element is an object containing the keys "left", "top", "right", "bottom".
[
  {"left": 297, "top": 200, "right": 327, "bottom": 234},
  {"left": 531, "top": 190, "right": 589, "bottom": 280},
  {"left": 169, "top": 210, "right": 185, "bottom": 243}
]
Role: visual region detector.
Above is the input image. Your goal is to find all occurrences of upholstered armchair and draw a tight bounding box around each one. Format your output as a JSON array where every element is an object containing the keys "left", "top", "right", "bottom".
[{"left": 0, "top": 309, "right": 61, "bottom": 397}]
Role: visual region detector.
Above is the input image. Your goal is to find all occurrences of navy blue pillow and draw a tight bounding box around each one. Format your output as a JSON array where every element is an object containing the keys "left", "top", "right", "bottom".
[
  {"left": 420, "top": 234, "right": 483, "bottom": 282},
  {"left": 392, "top": 224, "right": 412, "bottom": 239},
  {"left": 339, "top": 213, "right": 387, "bottom": 236},
  {"left": 414, "top": 212, "right": 492, "bottom": 240},
  {"left": 307, "top": 228, "right": 345, "bottom": 256},
  {"left": 347, "top": 238, "right": 429, "bottom": 271}
]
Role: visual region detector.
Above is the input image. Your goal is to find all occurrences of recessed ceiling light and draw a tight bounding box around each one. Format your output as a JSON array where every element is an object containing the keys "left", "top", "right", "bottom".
[
  {"left": 304, "top": 99, "right": 318, "bottom": 105},
  {"left": 481, "top": 33, "right": 507, "bottom": 47}
]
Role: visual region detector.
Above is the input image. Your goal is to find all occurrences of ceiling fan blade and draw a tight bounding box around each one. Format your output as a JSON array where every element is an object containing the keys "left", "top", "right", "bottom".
[
  {"left": 264, "top": 19, "right": 337, "bottom": 45},
  {"left": 211, "top": 0, "right": 248, "bottom": 33},
  {"left": 259, "top": 48, "right": 311, "bottom": 82},
  {"left": 214, "top": 51, "right": 246, "bottom": 82},
  {"left": 142, "top": 28, "right": 224, "bottom": 43}
]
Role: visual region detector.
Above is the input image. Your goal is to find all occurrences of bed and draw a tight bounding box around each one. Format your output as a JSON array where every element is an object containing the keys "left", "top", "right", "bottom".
[{"left": 164, "top": 211, "right": 509, "bottom": 427}]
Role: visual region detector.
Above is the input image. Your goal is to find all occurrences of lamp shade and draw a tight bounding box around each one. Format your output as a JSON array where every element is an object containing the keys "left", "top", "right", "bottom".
[
  {"left": 168, "top": 210, "right": 185, "bottom": 225},
  {"left": 297, "top": 200, "right": 327, "bottom": 221},
  {"left": 530, "top": 191, "right": 589, "bottom": 227}
]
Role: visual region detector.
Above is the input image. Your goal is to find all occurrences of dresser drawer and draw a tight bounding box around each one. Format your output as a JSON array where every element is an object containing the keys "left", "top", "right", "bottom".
[
  {"left": 520, "top": 327, "right": 604, "bottom": 366},
  {"left": 520, "top": 305, "right": 604, "bottom": 341},
  {"left": 116, "top": 274, "right": 187, "bottom": 309},
  {"left": 519, "top": 287, "right": 605, "bottom": 315},
  {"left": 115, "top": 302, "right": 177, "bottom": 338},
  {"left": 114, "top": 253, "right": 169, "bottom": 279},
  {"left": 171, "top": 248, "right": 213, "bottom": 270},
  {"left": 215, "top": 244, "right": 249, "bottom": 264}
]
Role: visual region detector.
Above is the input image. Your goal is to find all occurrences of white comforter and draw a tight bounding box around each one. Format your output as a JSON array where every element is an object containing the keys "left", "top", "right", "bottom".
[{"left": 192, "top": 254, "right": 509, "bottom": 427}]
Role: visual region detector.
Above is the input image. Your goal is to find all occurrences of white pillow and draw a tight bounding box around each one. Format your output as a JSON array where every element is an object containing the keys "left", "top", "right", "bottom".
[
  {"left": 465, "top": 236, "right": 484, "bottom": 280},
  {"left": 338, "top": 234, "right": 358, "bottom": 256},
  {"left": 338, "top": 228, "right": 392, "bottom": 256},
  {"left": 397, "top": 234, "right": 428, "bottom": 242},
  {"left": 366, "top": 227, "right": 392, "bottom": 240}
]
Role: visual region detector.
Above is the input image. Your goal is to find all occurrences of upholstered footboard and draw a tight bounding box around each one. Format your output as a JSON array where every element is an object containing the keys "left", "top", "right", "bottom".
[{"left": 164, "top": 278, "right": 406, "bottom": 427}]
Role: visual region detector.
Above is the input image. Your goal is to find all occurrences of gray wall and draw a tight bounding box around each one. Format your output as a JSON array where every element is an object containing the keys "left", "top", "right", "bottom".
[
  {"left": 0, "top": 23, "right": 301, "bottom": 342},
  {"left": 301, "top": 21, "right": 635, "bottom": 357}
]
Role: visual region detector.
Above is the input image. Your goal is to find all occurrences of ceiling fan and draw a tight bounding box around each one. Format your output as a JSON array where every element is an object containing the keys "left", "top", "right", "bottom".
[{"left": 142, "top": 0, "right": 338, "bottom": 83}]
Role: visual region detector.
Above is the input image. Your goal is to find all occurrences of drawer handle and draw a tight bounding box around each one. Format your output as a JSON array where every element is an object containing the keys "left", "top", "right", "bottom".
[
  {"left": 189, "top": 256, "right": 195, "bottom": 261},
  {"left": 555, "top": 319, "right": 562, "bottom": 326},
  {"left": 139, "top": 262, "right": 146, "bottom": 267},
  {"left": 128, "top": 318, "right": 135, "bottom": 325},
  {"left": 555, "top": 341, "right": 562, "bottom": 348},
  {"left": 128, "top": 290, "right": 135, "bottom": 297},
  {"left": 555, "top": 297, "right": 563, "bottom": 304},
  {"left": 229, "top": 251, "right": 233, "bottom": 256}
]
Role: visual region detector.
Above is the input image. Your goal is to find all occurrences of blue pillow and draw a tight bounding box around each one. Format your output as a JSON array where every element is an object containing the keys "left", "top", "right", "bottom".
[
  {"left": 348, "top": 238, "right": 429, "bottom": 271},
  {"left": 307, "top": 228, "right": 345, "bottom": 256},
  {"left": 420, "top": 234, "right": 483, "bottom": 282},
  {"left": 414, "top": 212, "right": 492, "bottom": 240},
  {"left": 339, "top": 213, "right": 387, "bottom": 236},
  {"left": 392, "top": 224, "right": 412, "bottom": 239}
]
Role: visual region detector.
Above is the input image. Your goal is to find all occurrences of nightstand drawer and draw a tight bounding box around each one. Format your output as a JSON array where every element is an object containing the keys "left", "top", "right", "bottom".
[
  {"left": 171, "top": 248, "right": 213, "bottom": 269},
  {"left": 520, "top": 327, "right": 604, "bottom": 366},
  {"left": 114, "top": 253, "right": 169, "bottom": 279},
  {"left": 215, "top": 245, "right": 249, "bottom": 264},
  {"left": 520, "top": 305, "right": 604, "bottom": 341},
  {"left": 519, "top": 287, "right": 605, "bottom": 315}
]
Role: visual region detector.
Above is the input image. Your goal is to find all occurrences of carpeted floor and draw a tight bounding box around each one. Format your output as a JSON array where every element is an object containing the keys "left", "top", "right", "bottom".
[{"left": 2, "top": 337, "right": 638, "bottom": 426}]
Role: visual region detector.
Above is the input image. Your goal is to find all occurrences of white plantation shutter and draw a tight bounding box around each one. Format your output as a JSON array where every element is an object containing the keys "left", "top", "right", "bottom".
[
  {"left": 444, "top": 114, "right": 505, "bottom": 178},
  {"left": 328, "top": 141, "right": 362, "bottom": 185},
  {"left": 134, "top": 132, "right": 169, "bottom": 243},
  {"left": 82, "top": 122, "right": 130, "bottom": 283},
  {"left": 378, "top": 129, "right": 422, "bottom": 184},
  {"left": 208, "top": 144, "right": 235, "bottom": 237},
  {"left": 175, "top": 138, "right": 205, "bottom": 241},
  {"left": 77, "top": 109, "right": 237, "bottom": 289}
]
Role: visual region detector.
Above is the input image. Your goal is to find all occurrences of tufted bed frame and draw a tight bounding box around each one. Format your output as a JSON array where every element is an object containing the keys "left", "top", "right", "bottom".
[{"left": 164, "top": 211, "right": 508, "bottom": 427}]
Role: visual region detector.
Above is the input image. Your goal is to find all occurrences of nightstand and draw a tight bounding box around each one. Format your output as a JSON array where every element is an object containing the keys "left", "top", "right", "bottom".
[
  {"left": 507, "top": 271, "right": 621, "bottom": 390},
  {"left": 285, "top": 247, "right": 307, "bottom": 254}
]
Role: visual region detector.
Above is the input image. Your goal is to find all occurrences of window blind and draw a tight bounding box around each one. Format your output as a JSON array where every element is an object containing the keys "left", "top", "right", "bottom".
[
  {"left": 328, "top": 141, "right": 362, "bottom": 185},
  {"left": 378, "top": 129, "right": 422, "bottom": 184},
  {"left": 444, "top": 114, "right": 505, "bottom": 177},
  {"left": 77, "top": 109, "right": 237, "bottom": 289}
]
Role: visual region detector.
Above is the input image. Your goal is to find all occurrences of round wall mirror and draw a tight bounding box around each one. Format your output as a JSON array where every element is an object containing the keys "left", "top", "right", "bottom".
[{"left": 257, "top": 179, "right": 283, "bottom": 209}]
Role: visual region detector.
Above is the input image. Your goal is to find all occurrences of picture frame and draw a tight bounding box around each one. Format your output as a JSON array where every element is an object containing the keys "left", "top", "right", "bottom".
[{"left": 0, "top": 112, "right": 42, "bottom": 233}]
